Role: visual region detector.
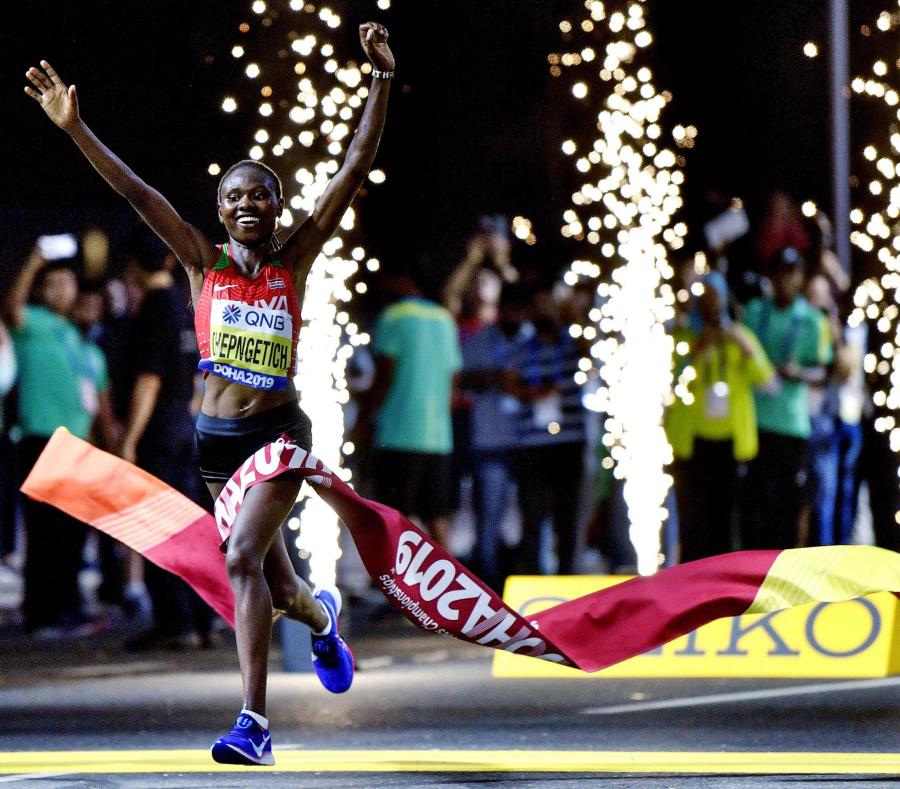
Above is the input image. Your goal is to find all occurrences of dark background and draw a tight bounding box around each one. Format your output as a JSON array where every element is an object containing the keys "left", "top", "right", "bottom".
[{"left": 0, "top": 1, "right": 888, "bottom": 297}]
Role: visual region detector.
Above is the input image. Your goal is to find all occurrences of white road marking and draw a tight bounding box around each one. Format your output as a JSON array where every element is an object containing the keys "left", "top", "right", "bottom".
[
  {"left": 582, "top": 676, "right": 900, "bottom": 715},
  {"left": 0, "top": 773, "right": 73, "bottom": 783},
  {"left": 413, "top": 650, "right": 450, "bottom": 664},
  {"left": 357, "top": 656, "right": 393, "bottom": 670},
  {"left": 63, "top": 661, "right": 169, "bottom": 679}
]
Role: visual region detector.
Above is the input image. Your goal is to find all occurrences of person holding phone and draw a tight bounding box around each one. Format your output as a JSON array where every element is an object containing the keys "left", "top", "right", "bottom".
[
  {"left": 444, "top": 216, "right": 519, "bottom": 328},
  {"left": 670, "top": 273, "right": 774, "bottom": 561},
  {"left": 3, "top": 247, "right": 111, "bottom": 635},
  {"left": 24, "top": 22, "right": 393, "bottom": 766}
]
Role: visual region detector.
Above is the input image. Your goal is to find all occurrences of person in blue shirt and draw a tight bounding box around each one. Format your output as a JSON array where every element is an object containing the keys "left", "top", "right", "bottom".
[
  {"left": 459, "top": 284, "right": 531, "bottom": 590},
  {"left": 507, "top": 287, "right": 588, "bottom": 575}
]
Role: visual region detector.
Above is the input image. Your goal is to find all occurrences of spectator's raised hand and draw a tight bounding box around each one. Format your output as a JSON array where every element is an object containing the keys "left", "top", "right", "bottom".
[
  {"left": 24, "top": 60, "right": 79, "bottom": 131},
  {"left": 465, "top": 235, "right": 487, "bottom": 263}
]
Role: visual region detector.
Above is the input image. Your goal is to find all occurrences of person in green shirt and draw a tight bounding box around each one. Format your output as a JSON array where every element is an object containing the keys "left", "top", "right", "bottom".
[
  {"left": 666, "top": 272, "right": 773, "bottom": 561},
  {"left": 359, "top": 270, "right": 462, "bottom": 548},
  {"left": 739, "top": 247, "right": 833, "bottom": 550},
  {"left": 3, "top": 249, "right": 110, "bottom": 634},
  {"left": 0, "top": 318, "right": 17, "bottom": 564}
]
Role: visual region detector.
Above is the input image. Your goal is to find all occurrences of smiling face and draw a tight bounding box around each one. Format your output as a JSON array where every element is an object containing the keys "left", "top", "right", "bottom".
[{"left": 217, "top": 165, "right": 283, "bottom": 248}]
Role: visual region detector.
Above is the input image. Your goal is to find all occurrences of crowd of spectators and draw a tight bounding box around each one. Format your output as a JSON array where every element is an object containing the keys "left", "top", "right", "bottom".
[
  {"left": 0, "top": 228, "right": 211, "bottom": 645},
  {"left": 1, "top": 191, "right": 899, "bottom": 641},
  {"left": 351, "top": 196, "right": 899, "bottom": 592},
  {"left": 662, "top": 190, "right": 878, "bottom": 568}
]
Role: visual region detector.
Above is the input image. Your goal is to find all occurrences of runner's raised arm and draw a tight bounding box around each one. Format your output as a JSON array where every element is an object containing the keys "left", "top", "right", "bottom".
[{"left": 24, "top": 60, "right": 217, "bottom": 273}]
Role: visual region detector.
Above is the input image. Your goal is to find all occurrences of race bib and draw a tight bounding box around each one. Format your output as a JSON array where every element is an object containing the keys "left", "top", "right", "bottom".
[{"left": 204, "top": 295, "right": 295, "bottom": 390}]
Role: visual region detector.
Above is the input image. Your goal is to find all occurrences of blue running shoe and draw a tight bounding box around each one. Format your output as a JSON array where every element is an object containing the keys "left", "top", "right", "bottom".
[
  {"left": 311, "top": 586, "right": 354, "bottom": 693},
  {"left": 211, "top": 712, "right": 274, "bottom": 766}
]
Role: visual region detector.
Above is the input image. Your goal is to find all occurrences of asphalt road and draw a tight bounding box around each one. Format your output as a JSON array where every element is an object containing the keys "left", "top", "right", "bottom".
[{"left": 0, "top": 620, "right": 897, "bottom": 788}]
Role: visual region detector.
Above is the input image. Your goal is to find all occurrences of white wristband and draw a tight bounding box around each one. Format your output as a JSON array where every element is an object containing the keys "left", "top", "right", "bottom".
[{"left": 371, "top": 68, "right": 395, "bottom": 80}]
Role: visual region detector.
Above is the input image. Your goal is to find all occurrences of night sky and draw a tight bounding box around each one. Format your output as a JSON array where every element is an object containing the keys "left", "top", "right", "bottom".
[{"left": 0, "top": 1, "right": 888, "bottom": 295}]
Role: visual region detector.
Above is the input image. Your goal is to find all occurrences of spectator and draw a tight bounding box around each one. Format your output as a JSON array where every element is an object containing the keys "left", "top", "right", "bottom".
[
  {"left": 805, "top": 275, "right": 863, "bottom": 545},
  {"left": 858, "top": 384, "right": 900, "bottom": 552},
  {"left": 85, "top": 276, "right": 145, "bottom": 613},
  {"left": 803, "top": 275, "right": 841, "bottom": 546},
  {"left": 806, "top": 211, "right": 850, "bottom": 297},
  {"left": 0, "top": 318, "right": 17, "bottom": 565},
  {"left": 459, "top": 284, "right": 531, "bottom": 590},
  {"left": 71, "top": 283, "right": 129, "bottom": 614},
  {"left": 71, "top": 285, "right": 121, "bottom": 451},
  {"left": 119, "top": 231, "right": 212, "bottom": 648},
  {"left": 508, "top": 287, "right": 587, "bottom": 574},
  {"left": 833, "top": 315, "right": 867, "bottom": 544},
  {"left": 664, "top": 255, "right": 702, "bottom": 553},
  {"left": 3, "top": 250, "right": 110, "bottom": 634},
  {"left": 362, "top": 268, "right": 462, "bottom": 547},
  {"left": 96, "top": 277, "right": 144, "bottom": 423},
  {"left": 670, "top": 273, "right": 774, "bottom": 561},
  {"left": 740, "top": 247, "right": 832, "bottom": 549},
  {"left": 443, "top": 221, "right": 522, "bottom": 554}
]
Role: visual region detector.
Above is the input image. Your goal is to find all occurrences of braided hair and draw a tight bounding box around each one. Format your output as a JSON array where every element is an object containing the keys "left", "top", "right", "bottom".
[{"left": 217, "top": 159, "right": 283, "bottom": 203}]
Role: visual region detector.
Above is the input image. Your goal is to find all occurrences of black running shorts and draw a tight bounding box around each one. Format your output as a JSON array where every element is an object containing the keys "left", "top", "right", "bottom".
[{"left": 196, "top": 401, "right": 313, "bottom": 484}]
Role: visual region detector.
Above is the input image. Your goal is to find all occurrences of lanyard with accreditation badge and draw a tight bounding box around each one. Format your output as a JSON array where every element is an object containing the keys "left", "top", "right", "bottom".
[{"left": 699, "top": 341, "right": 730, "bottom": 420}]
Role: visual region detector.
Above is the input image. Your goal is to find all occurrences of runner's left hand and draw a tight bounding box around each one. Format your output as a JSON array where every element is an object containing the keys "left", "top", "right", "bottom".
[{"left": 359, "top": 23, "right": 395, "bottom": 71}]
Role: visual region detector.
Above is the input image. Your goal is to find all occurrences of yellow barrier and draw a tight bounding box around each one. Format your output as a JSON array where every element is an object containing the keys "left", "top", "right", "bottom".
[{"left": 492, "top": 576, "right": 900, "bottom": 678}]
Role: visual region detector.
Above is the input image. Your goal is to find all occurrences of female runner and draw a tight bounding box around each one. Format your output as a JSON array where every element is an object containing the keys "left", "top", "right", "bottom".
[{"left": 25, "top": 21, "right": 394, "bottom": 766}]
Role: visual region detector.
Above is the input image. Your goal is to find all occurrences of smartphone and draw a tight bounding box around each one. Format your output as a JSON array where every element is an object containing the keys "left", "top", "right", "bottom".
[
  {"left": 703, "top": 206, "right": 749, "bottom": 252},
  {"left": 478, "top": 214, "right": 509, "bottom": 239},
  {"left": 37, "top": 233, "right": 78, "bottom": 261}
]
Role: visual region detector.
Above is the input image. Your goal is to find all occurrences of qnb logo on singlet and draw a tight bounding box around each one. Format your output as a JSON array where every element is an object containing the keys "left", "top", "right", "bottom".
[
  {"left": 222, "top": 305, "right": 242, "bottom": 325},
  {"left": 215, "top": 296, "right": 291, "bottom": 331},
  {"left": 203, "top": 296, "right": 294, "bottom": 390}
]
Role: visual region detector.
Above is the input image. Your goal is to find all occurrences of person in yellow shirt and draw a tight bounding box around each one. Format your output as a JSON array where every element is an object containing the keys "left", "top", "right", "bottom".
[{"left": 667, "top": 273, "right": 774, "bottom": 561}]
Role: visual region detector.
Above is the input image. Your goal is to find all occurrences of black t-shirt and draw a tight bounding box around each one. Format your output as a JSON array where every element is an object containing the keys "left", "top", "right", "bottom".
[
  {"left": 97, "top": 314, "right": 136, "bottom": 422},
  {"left": 127, "top": 285, "right": 198, "bottom": 452}
]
